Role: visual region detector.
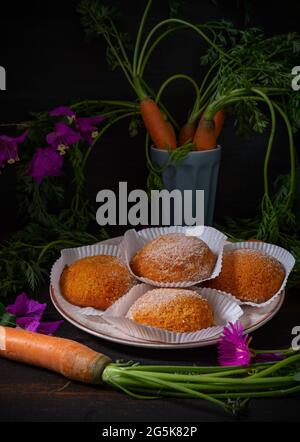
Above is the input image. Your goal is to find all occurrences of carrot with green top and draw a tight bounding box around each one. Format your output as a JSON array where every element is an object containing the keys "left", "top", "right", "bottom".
[
  {"left": 0, "top": 326, "right": 111, "bottom": 384},
  {"left": 1, "top": 325, "right": 300, "bottom": 414},
  {"left": 140, "top": 98, "right": 177, "bottom": 149}
]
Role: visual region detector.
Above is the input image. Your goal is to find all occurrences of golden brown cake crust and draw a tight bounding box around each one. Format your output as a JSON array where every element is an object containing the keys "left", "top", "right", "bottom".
[
  {"left": 131, "top": 233, "right": 216, "bottom": 283},
  {"left": 127, "top": 288, "right": 214, "bottom": 333},
  {"left": 60, "top": 255, "right": 135, "bottom": 310},
  {"left": 207, "top": 248, "right": 285, "bottom": 303}
]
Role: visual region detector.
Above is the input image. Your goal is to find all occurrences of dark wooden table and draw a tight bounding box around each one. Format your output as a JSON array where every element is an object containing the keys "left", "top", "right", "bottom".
[{"left": 1, "top": 289, "right": 300, "bottom": 422}]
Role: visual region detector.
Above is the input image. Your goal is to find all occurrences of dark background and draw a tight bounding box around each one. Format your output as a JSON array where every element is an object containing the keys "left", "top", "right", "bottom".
[
  {"left": 0, "top": 0, "right": 300, "bottom": 233},
  {"left": 1, "top": 1, "right": 300, "bottom": 423}
]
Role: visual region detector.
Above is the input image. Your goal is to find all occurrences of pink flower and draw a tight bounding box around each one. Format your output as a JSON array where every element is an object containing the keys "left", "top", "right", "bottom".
[{"left": 218, "top": 322, "right": 252, "bottom": 366}]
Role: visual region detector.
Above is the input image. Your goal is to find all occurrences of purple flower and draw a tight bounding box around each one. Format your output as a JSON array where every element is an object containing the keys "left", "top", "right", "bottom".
[
  {"left": 46, "top": 122, "right": 81, "bottom": 152},
  {"left": 28, "top": 147, "right": 64, "bottom": 183},
  {"left": 0, "top": 131, "right": 28, "bottom": 167},
  {"left": 76, "top": 116, "right": 105, "bottom": 145},
  {"left": 6, "top": 293, "right": 63, "bottom": 335},
  {"left": 49, "top": 105, "right": 105, "bottom": 146},
  {"left": 16, "top": 317, "right": 63, "bottom": 335},
  {"left": 49, "top": 106, "right": 76, "bottom": 121},
  {"left": 218, "top": 322, "right": 252, "bottom": 367},
  {"left": 6, "top": 292, "right": 46, "bottom": 320},
  {"left": 37, "top": 321, "right": 64, "bottom": 335}
]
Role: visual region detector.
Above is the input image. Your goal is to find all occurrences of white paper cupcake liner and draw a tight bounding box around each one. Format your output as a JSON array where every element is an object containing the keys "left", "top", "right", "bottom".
[
  {"left": 121, "top": 226, "right": 227, "bottom": 288},
  {"left": 50, "top": 243, "right": 126, "bottom": 316},
  {"left": 101, "top": 284, "right": 243, "bottom": 344},
  {"left": 205, "top": 241, "right": 295, "bottom": 308}
]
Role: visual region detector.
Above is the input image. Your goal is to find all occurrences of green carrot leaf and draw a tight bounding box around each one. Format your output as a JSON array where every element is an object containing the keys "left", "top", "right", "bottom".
[{"left": 0, "top": 303, "right": 16, "bottom": 327}]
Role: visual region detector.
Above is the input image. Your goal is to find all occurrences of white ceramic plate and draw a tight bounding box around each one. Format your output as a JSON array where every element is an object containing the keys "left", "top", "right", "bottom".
[{"left": 50, "top": 236, "right": 285, "bottom": 349}]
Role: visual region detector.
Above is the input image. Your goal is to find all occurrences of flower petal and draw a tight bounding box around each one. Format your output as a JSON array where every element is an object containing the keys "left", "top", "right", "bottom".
[
  {"left": 15, "top": 130, "right": 28, "bottom": 144},
  {"left": 47, "top": 122, "right": 81, "bottom": 149},
  {"left": 28, "top": 147, "right": 64, "bottom": 183},
  {"left": 6, "top": 293, "right": 46, "bottom": 320},
  {"left": 49, "top": 106, "right": 75, "bottom": 118},
  {"left": 16, "top": 317, "right": 41, "bottom": 332},
  {"left": 218, "top": 321, "right": 252, "bottom": 367},
  {"left": 37, "top": 320, "right": 64, "bottom": 335}
]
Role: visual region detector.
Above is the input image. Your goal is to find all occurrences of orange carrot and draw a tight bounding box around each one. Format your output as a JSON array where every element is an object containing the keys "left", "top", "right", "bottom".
[
  {"left": 214, "top": 109, "right": 225, "bottom": 139},
  {"left": 166, "top": 121, "right": 177, "bottom": 146},
  {"left": 0, "top": 326, "right": 111, "bottom": 384},
  {"left": 140, "top": 98, "right": 177, "bottom": 150},
  {"left": 178, "top": 122, "right": 196, "bottom": 146},
  {"left": 193, "top": 117, "right": 216, "bottom": 151}
]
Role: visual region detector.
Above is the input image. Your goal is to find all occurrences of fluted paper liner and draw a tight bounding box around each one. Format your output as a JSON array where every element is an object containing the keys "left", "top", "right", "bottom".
[
  {"left": 50, "top": 243, "right": 126, "bottom": 317},
  {"left": 121, "top": 226, "right": 227, "bottom": 288},
  {"left": 204, "top": 241, "right": 295, "bottom": 308},
  {"left": 101, "top": 284, "right": 243, "bottom": 344}
]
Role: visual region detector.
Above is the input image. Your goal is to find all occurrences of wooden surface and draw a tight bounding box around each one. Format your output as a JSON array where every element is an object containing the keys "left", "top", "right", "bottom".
[{"left": 1, "top": 288, "right": 300, "bottom": 422}]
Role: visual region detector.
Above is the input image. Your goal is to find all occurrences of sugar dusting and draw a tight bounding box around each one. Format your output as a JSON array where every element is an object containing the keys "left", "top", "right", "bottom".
[
  {"left": 126, "top": 287, "right": 214, "bottom": 333},
  {"left": 127, "top": 288, "right": 204, "bottom": 319},
  {"left": 145, "top": 234, "right": 208, "bottom": 259},
  {"left": 208, "top": 247, "right": 285, "bottom": 303},
  {"left": 226, "top": 248, "right": 284, "bottom": 272},
  {"left": 131, "top": 233, "right": 216, "bottom": 282}
]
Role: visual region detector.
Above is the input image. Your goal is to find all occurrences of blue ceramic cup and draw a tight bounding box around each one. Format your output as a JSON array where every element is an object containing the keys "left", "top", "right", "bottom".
[{"left": 150, "top": 146, "right": 222, "bottom": 226}]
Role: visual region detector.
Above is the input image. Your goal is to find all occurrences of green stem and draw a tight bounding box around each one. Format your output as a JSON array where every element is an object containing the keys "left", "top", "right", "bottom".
[
  {"left": 140, "top": 22, "right": 236, "bottom": 77},
  {"left": 104, "top": 31, "right": 135, "bottom": 91},
  {"left": 211, "top": 385, "right": 300, "bottom": 399},
  {"left": 137, "top": 18, "right": 233, "bottom": 76},
  {"left": 128, "top": 381, "right": 297, "bottom": 396},
  {"left": 13, "top": 242, "right": 45, "bottom": 249},
  {"left": 145, "top": 133, "right": 159, "bottom": 172},
  {"left": 110, "top": 376, "right": 292, "bottom": 394},
  {"left": 101, "top": 109, "right": 137, "bottom": 119},
  {"left": 248, "top": 353, "right": 300, "bottom": 379},
  {"left": 140, "top": 26, "right": 183, "bottom": 76},
  {"left": 252, "top": 88, "right": 277, "bottom": 201},
  {"left": 252, "top": 348, "right": 295, "bottom": 356},
  {"left": 37, "top": 240, "right": 78, "bottom": 262},
  {"left": 199, "top": 58, "right": 224, "bottom": 95},
  {"left": 133, "top": 0, "right": 153, "bottom": 76},
  {"left": 99, "top": 100, "right": 138, "bottom": 109},
  {"left": 81, "top": 111, "right": 139, "bottom": 170},
  {"left": 120, "top": 369, "right": 295, "bottom": 386},
  {"left": 133, "top": 76, "right": 148, "bottom": 100},
  {"left": 272, "top": 103, "right": 296, "bottom": 207},
  {"left": 122, "top": 371, "right": 229, "bottom": 411},
  {"left": 155, "top": 74, "right": 201, "bottom": 111},
  {"left": 87, "top": 10, "right": 135, "bottom": 91},
  {"left": 109, "top": 19, "right": 133, "bottom": 75},
  {"left": 124, "top": 363, "right": 273, "bottom": 374},
  {"left": 0, "top": 121, "right": 32, "bottom": 128}
]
